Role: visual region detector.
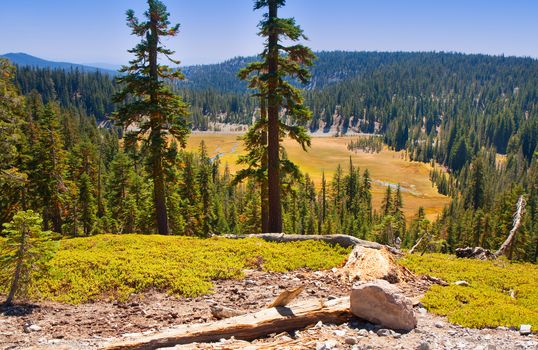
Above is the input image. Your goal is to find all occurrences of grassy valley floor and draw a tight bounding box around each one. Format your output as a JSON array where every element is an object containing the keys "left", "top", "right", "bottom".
[{"left": 186, "top": 134, "right": 450, "bottom": 221}]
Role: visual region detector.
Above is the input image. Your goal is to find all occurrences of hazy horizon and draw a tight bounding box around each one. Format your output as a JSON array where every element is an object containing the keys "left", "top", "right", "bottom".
[{"left": 1, "top": 0, "right": 537, "bottom": 66}]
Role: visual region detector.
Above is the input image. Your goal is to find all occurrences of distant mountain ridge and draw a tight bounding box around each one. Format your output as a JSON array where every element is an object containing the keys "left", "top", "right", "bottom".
[{"left": 0, "top": 52, "right": 117, "bottom": 75}]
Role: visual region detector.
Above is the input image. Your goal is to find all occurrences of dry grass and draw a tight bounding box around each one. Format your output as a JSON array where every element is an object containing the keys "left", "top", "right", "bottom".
[{"left": 186, "top": 133, "right": 450, "bottom": 220}]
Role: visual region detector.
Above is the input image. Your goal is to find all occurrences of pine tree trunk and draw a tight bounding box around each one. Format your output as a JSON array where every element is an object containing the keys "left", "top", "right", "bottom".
[
  {"left": 97, "top": 139, "right": 104, "bottom": 218},
  {"left": 148, "top": 15, "right": 169, "bottom": 235},
  {"left": 267, "top": 0, "right": 282, "bottom": 233},
  {"left": 260, "top": 97, "right": 269, "bottom": 233},
  {"left": 152, "top": 131, "right": 169, "bottom": 235}
]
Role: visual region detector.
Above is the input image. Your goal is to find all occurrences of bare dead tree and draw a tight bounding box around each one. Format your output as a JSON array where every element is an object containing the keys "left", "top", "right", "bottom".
[{"left": 494, "top": 195, "right": 526, "bottom": 259}]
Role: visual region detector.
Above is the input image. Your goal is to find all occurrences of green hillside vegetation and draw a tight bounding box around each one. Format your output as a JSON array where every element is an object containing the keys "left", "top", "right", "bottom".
[
  {"left": 0, "top": 234, "right": 350, "bottom": 304},
  {"left": 2, "top": 51, "right": 537, "bottom": 261},
  {"left": 402, "top": 254, "right": 538, "bottom": 330}
]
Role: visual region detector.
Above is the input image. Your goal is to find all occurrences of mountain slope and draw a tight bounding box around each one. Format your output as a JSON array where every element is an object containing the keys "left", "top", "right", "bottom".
[{"left": 0, "top": 52, "right": 117, "bottom": 75}]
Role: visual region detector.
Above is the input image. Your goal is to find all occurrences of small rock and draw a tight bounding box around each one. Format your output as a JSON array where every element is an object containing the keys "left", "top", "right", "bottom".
[
  {"left": 417, "top": 342, "right": 430, "bottom": 350},
  {"left": 345, "top": 337, "right": 358, "bottom": 345},
  {"left": 334, "top": 329, "right": 346, "bottom": 336},
  {"left": 316, "top": 339, "right": 338, "bottom": 350},
  {"left": 448, "top": 330, "right": 458, "bottom": 336},
  {"left": 314, "top": 321, "right": 324, "bottom": 328},
  {"left": 453, "top": 280, "right": 469, "bottom": 287},
  {"left": 487, "top": 345, "right": 496, "bottom": 350},
  {"left": 520, "top": 324, "right": 532, "bottom": 335},
  {"left": 357, "top": 329, "right": 369, "bottom": 337},
  {"left": 327, "top": 295, "right": 337, "bottom": 300},
  {"left": 496, "top": 326, "right": 509, "bottom": 331},
  {"left": 244, "top": 279, "right": 256, "bottom": 286},
  {"left": 377, "top": 328, "right": 395, "bottom": 337},
  {"left": 24, "top": 324, "right": 42, "bottom": 333},
  {"left": 435, "top": 321, "right": 444, "bottom": 328},
  {"left": 417, "top": 307, "right": 427, "bottom": 315}
]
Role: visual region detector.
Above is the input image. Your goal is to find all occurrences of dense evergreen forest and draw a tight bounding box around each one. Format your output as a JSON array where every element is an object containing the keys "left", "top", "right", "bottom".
[{"left": 2, "top": 50, "right": 538, "bottom": 261}]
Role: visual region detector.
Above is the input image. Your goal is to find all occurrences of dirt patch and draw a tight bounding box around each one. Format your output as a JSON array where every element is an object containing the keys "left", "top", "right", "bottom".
[
  {"left": 0, "top": 268, "right": 353, "bottom": 349},
  {"left": 1, "top": 261, "right": 534, "bottom": 350}
]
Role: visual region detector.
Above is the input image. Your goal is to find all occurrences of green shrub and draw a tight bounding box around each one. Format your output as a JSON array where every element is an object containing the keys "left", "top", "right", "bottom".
[
  {"left": 0, "top": 234, "right": 349, "bottom": 303},
  {"left": 401, "top": 253, "right": 538, "bottom": 330},
  {"left": 0, "top": 210, "right": 58, "bottom": 304}
]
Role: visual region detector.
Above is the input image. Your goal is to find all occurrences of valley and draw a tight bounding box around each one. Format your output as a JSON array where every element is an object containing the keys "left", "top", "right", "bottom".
[{"left": 187, "top": 133, "right": 450, "bottom": 221}]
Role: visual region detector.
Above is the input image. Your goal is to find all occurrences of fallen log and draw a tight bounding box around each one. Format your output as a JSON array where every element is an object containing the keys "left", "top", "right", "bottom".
[
  {"left": 268, "top": 286, "right": 304, "bottom": 308},
  {"left": 454, "top": 195, "right": 526, "bottom": 260},
  {"left": 101, "top": 297, "right": 351, "bottom": 350},
  {"left": 223, "top": 233, "right": 401, "bottom": 255}
]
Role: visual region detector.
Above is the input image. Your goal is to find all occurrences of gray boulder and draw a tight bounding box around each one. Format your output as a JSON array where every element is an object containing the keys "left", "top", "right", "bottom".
[{"left": 350, "top": 279, "right": 417, "bottom": 331}]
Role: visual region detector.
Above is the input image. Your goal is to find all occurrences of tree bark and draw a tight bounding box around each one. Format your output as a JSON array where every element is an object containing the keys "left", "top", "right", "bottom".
[
  {"left": 102, "top": 297, "right": 351, "bottom": 350},
  {"left": 149, "top": 13, "right": 169, "bottom": 235},
  {"left": 151, "top": 130, "right": 169, "bottom": 235},
  {"left": 260, "top": 97, "right": 269, "bottom": 233},
  {"left": 267, "top": 0, "right": 282, "bottom": 233}
]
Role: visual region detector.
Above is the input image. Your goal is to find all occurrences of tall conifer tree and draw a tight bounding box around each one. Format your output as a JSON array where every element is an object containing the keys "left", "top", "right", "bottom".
[
  {"left": 246, "top": 0, "right": 315, "bottom": 232},
  {"left": 114, "top": 0, "right": 189, "bottom": 234}
]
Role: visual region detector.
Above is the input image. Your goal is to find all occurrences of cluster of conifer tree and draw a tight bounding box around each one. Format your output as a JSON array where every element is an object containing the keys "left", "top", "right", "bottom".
[
  {"left": 0, "top": 57, "right": 378, "bottom": 238},
  {"left": 2, "top": 1, "right": 537, "bottom": 260}
]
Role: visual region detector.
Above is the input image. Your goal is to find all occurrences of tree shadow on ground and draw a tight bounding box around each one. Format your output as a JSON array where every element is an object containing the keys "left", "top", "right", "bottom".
[{"left": 0, "top": 302, "right": 39, "bottom": 317}]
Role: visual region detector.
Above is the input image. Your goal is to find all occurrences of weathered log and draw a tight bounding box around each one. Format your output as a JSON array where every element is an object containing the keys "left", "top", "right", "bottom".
[
  {"left": 455, "top": 247, "right": 494, "bottom": 260},
  {"left": 101, "top": 297, "right": 351, "bottom": 350},
  {"left": 494, "top": 195, "right": 526, "bottom": 258},
  {"left": 408, "top": 232, "right": 427, "bottom": 255},
  {"left": 223, "top": 233, "right": 401, "bottom": 255},
  {"left": 268, "top": 286, "right": 304, "bottom": 308},
  {"left": 454, "top": 196, "right": 527, "bottom": 260}
]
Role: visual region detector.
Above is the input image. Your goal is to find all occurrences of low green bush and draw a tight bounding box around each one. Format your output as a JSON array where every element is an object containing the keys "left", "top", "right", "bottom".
[
  {"left": 401, "top": 253, "right": 538, "bottom": 330},
  {"left": 0, "top": 234, "right": 350, "bottom": 303}
]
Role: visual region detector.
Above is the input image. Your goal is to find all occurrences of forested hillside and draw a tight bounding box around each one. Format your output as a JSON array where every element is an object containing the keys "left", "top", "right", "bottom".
[{"left": 3, "top": 50, "right": 538, "bottom": 261}]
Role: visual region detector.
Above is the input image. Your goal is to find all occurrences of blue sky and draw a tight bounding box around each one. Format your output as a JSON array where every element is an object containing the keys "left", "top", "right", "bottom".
[{"left": 1, "top": 0, "right": 537, "bottom": 66}]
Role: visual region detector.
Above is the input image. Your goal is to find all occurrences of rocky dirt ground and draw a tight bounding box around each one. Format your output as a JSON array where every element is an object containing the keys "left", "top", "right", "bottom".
[{"left": 0, "top": 269, "right": 536, "bottom": 350}]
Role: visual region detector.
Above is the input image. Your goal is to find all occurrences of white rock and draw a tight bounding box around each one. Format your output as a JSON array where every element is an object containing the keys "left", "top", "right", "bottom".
[
  {"left": 316, "top": 339, "right": 338, "bottom": 350},
  {"left": 350, "top": 279, "right": 417, "bottom": 331},
  {"left": 434, "top": 321, "right": 444, "bottom": 328},
  {"left": 334, "top": 329, "right": 346, "bottom": 336},
  {"left": 520, "top": 324, "right": 532, "bottom": 335},
  {"left": 417, "top": 307, "right": 428, "bottom": 315},
  {"left": 357, "top": 329, "right": 369, "bottom": 337},
  {"left": 453, "top": 280, "right": 469, "bottom": 287},
  {"left": 25, "top": 324, "right": 42, "bottom": 332}
]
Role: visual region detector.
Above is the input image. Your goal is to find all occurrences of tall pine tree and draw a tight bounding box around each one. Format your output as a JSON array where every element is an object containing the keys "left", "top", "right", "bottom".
[
  {"left": 250, "top": 0, "right": 315, "bottom": 232},
  {"left": 114, "top": 0, "right": 189, "bottom": 234}
]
